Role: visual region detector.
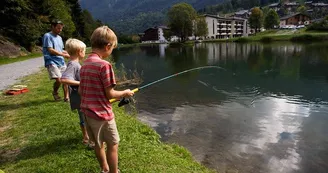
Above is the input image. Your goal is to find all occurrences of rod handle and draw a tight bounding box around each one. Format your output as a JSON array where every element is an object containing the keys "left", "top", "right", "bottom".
[{"left": 109, "top": 88, "right": 139, "bottom": 103}]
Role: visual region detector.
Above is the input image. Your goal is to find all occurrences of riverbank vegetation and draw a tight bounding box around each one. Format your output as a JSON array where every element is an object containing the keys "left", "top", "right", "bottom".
[
  {"left": 0, "top": 53, "right": 42, "bottom": 65},
  {"left": 203, "top": 28, "right": 328, "bottom": 43},
  {"left": 0, "top": 69, "right": 214, "bottom": 173}
]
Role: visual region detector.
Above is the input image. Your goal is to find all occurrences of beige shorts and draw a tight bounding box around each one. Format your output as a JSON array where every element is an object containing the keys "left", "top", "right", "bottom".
[
  {"left": 84, "top": 116, "right": 120, "bottom": 148},
  {"left": 47, "top": 64, "right": 66, "bottom": 79}
]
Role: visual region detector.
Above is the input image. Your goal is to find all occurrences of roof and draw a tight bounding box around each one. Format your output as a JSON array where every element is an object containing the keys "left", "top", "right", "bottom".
[
  {"left": 311, "top": 18, "right": 324, "bottom": 23},
  {"left": 143, "top": 26, "right": 169, "bottom": 33},
  {"left": 156, "top": 25, "right": 169, "bottom": 29},
  {"left": 235, "top": 10, "right": 249, "bottom": 15},
  {"left": 268, "top": 3, "right": 279, "bottom": 7},
  {"left": 204, "top": 14, "right": 247, "bottom": 21},
  {"left": 313, "top": 3, "right": 328, "bottom": 6},
  {"left": 285, "top": 2, "right": 299, "bottom": 6},
  {"left": 280, "top": 13, "right": 310, "bottom": 20}
]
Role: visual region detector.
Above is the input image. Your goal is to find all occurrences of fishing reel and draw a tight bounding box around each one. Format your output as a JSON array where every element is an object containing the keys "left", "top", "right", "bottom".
[{"left": 118, "top": 97, "right": 132, "bottom": 107}]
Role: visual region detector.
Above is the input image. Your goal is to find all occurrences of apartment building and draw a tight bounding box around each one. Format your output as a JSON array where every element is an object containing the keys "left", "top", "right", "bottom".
[{"left": 204, "top": 14, "right": 250, "bottom": 39}]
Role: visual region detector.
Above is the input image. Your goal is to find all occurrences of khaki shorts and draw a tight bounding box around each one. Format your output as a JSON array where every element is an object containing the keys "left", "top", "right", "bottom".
[
  {"left": 84, "top": 116, "right": 120, "bottom": 148},
  {"left": 47, "top": 64, "right": 66, "bottom": 79}
]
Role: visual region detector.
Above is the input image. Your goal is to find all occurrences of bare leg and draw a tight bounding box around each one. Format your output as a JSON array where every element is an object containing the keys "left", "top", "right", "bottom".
[
  {"left": 80, "top": 125, "right": 89, "bottom": 142},
  {"left": 63, "top": 84, "right": 69, "bottom": 101},
  {"left": 53, "top": 78, "right": 61, "bottom": 94},
  {"left": 107, "top": 144, "right": 119, "bottom": 173},
  {"left": 95, "top": 143, "right": 109, "bottom": 172},
  {"left": 52, "top": 78, "right": 62, "bottom": 101}
]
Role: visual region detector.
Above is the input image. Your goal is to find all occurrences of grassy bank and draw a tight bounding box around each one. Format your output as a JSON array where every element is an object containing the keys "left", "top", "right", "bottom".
[
  {"left": 0, "top": 53, "right": 42, "bottom": 65},
  {"left": 204, "top": 30, "right": 328, "bottom": 43},
  {"left": 0, "top": 70, "right": 214, "bottom": 173}
]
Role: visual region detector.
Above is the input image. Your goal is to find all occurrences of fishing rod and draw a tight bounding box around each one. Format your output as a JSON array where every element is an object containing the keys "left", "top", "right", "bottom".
[{"left": 110, "top": 66, "right": 225, "bottom": 107}]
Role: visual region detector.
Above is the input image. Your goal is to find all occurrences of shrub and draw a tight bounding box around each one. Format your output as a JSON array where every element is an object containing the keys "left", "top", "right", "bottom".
[
  {"left": 307, "top": 16, "right": 328, "bottom": 31},
  {"left": 234, "top": 37, "right": 249, "bottom": 43},
  {"left": 260, "top": 36, "right": 273, "bottom": 43}
]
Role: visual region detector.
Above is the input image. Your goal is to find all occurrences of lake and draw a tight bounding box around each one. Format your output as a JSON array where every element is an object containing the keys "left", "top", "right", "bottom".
[{"left": 113, "top": 42, "right": 328, "bottom": 173}]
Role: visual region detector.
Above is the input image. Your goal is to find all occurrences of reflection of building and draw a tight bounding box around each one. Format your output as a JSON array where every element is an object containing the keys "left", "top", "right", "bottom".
[
  {"left": 159, "top": 44, "right": 168, "bottom": 58},
  {"left": 195, "top": 42, "right": 305, "bottom": 67},
  {"left": 141, "top": 26, "right": 168, "bottom": 43},
  {"left": 280, "top": 13, "right": 311, "bottom": 27},
  {"left": 204, "top": 14, "right": 250, "bottom": 39},
  {"left": 197, "top": 43, "right": 256, "bottom": 65}
]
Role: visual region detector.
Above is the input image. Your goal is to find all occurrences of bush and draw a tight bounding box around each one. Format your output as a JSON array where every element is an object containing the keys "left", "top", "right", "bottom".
[
  {"left": 306, "top": 17, "right": 328, "bottom": 31},
  {"left": 289, "top": 34, "right": 328, "bottom": 42},
  {"left": 260, "top": 36, "right": 273, "bottom": 43},
  {"left": 234, "top": 37, "right": 249, "bottom": 43}
]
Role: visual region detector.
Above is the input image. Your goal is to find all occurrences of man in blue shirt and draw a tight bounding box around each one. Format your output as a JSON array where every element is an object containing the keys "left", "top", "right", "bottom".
[{"left": 42, "top": 20, "right": 70, "bottom": 102}]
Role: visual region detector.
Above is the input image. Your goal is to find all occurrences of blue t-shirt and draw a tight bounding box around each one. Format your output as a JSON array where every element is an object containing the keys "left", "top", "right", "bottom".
[{"left": 42, "top": 32, "right": 65, "bottom": 67}]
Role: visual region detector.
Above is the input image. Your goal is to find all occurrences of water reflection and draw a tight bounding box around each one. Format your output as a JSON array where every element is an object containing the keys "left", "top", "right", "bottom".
[{"left": 114, "top": 42, "right": 328, "bottom": 173}]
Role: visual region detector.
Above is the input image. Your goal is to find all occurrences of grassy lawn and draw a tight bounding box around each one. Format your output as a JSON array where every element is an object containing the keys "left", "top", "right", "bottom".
[
  {"left": 204, "top": 29, "right": 328, "bottom": 42},
  {"left": 0, "top": 53, "right": 43, "bottom": 65},
  {"left": 0, "top": 70, "right": 214, "bottom": 173}
]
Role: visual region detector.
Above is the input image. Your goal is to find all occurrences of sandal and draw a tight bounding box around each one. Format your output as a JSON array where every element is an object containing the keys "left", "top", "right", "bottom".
[
  {"left": 52, "top": 92, "right": 61, "bottom": 101},
  {"left": 82, "top": 140, "right": 95, "bottom": 149},
  {"left": 64, "top": 98, "right": 70, "bottom": 102}
]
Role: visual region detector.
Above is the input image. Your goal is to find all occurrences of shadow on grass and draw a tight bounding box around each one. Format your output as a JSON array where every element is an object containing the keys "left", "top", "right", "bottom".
[
  {"left": 1, "top": 136, "right": 84, "bottom": 164},
  {"left": 0, "top": 98, "right": 52, "bottom": 112}
]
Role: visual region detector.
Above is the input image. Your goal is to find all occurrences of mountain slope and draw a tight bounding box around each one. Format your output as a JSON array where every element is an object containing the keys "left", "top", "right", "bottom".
[{"left": 79, "top": 0, "right": 224, "bottom": 34}]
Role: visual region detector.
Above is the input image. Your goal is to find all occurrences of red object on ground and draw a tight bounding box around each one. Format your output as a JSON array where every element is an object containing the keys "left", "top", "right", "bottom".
[{"left": 5, "top": 86, "right": 29, "bottom": 95}]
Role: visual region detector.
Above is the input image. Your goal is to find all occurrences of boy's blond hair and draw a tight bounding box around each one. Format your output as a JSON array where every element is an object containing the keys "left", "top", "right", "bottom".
[
  {"left": 65, "top": 38, "right": 86, "bottom": 56},
  {"left": 90, "top": 26, "right": 117, "bottom": 49}
]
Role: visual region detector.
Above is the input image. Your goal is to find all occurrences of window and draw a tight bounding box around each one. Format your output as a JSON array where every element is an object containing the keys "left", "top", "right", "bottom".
[{"left": 213, "top": 20, "right": 215, "bottom": 34}]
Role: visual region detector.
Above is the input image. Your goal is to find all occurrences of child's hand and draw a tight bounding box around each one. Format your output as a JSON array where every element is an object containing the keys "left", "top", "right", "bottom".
[
  {"left": 124, "top": 89, "right": 134, "bottom": 97},
  {"left": 62, "top": 51, "right": 70, "bottom": 59}
]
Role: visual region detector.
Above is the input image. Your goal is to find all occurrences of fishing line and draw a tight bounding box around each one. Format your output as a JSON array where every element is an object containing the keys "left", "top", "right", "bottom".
[{"left": 110, "top": 66, "right": 226, "bottom": 106}]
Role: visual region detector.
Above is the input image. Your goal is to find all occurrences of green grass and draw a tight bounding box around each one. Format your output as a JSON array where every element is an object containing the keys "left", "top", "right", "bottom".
[
  {"left": 0, "top": 70, "right": 214, "bottom": 173},
  {"left": 203, "top": 29, "right": 328, "bottom": 43},
  {"left": 0, "top": 53, "right": 43, "bottom": 65}
]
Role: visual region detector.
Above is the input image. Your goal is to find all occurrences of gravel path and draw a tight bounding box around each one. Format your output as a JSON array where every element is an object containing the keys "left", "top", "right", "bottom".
[{"left": 0, "top": 57, "right": 44, "bottom": 91}]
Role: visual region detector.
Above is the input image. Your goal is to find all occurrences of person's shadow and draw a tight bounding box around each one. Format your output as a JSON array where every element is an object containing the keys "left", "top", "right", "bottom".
[
  {"left": 0, "top": 136, "right": 83, "bottom": 164},
  {"left": 0, "top": 98, "right": 51, "bottom": 112}
]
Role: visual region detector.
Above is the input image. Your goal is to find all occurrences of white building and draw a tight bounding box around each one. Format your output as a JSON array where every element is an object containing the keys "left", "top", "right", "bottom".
[
  {"left": 141, "top": 26, "right": 168, "bottom": 43},
  {"left": 204, "top": 14, "right": 251, "bottom": 39}
]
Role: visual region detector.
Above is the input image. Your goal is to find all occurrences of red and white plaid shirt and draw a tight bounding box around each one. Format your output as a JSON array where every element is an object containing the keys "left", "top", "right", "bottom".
[{"left": 80, "top": 53, "right": 116, "bottom": 120}]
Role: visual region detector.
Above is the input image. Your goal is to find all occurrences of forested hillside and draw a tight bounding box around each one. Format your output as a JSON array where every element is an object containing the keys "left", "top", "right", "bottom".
[
  {"left": 79, "top": 0, "right": 225, "bottom": 34},
  {"left": 80, "top": 0, "right": 328, "bottom": 34},
  {"left": 199, "top": 0, "right": 328, "bottom": 15},
  {"left": 1, "top": 0, "right": 102, "bottom": 51}
]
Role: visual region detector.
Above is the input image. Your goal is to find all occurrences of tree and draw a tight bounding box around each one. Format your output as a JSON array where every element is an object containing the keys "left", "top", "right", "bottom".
[
  {"left": 168, "top": 3, "right": 197, "bottom": 42},
  {"left": 264, "top": 9, "right": 280, "bottom": 29},
  {"left": 193, "top": 16, "right": 208, "bottom": 39},
  {"left": 297, "top": 5, "right": 307, "bottom": 14},
  {"left": 248, "top": 7, "right": 264, "bottom": 33},
  {"left": 82, "top": 10, "right": 103, "bottom": 45},
  {"left": 42, "top": 0, "right": 75, "bottom": 39},
  {"left": 65, "top": 0, "right": 85, "bottom": 41}
]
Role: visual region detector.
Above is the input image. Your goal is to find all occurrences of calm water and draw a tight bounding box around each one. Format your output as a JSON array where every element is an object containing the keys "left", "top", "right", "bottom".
[{"left": 113, "top": 42, "right": 328, "bottom": 173}]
